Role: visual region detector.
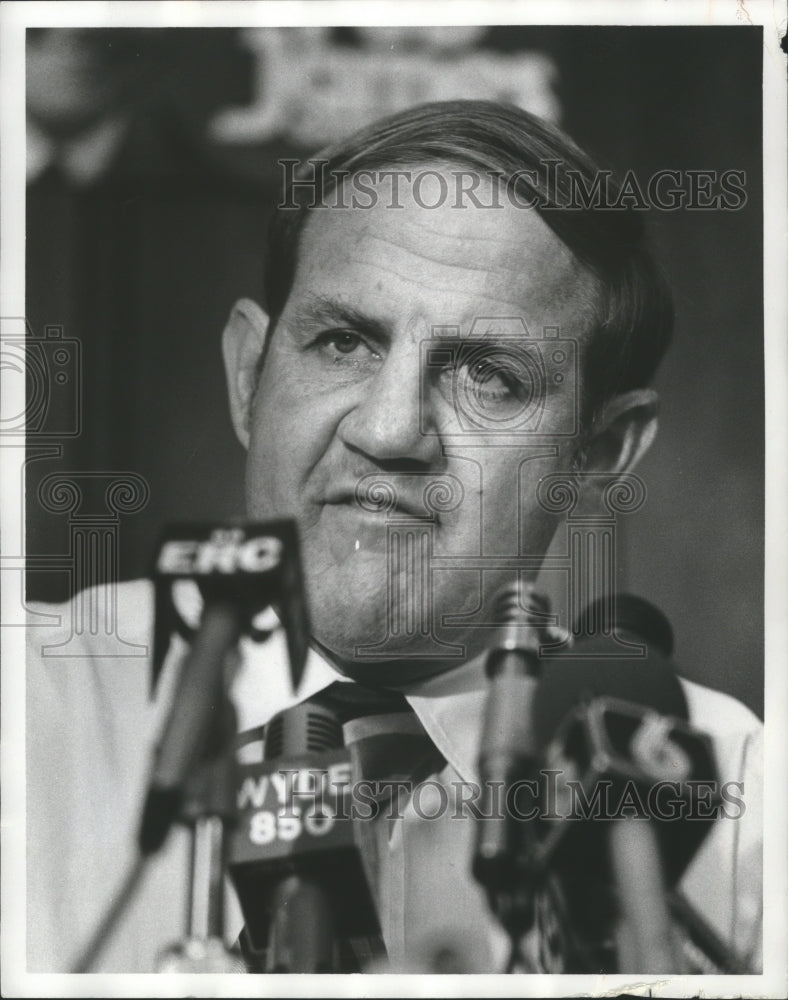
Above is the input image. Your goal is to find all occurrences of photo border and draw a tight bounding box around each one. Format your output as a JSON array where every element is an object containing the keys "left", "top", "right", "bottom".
[{"left": 2, "top": 2, "right": 785, "bottom": 997}]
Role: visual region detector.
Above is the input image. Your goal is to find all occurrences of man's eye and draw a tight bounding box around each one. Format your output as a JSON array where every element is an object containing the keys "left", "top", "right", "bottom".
[
  {"left": 314, "top": 330, "right": 375, "bottom": 361},
  {"left": 327, "top": 331, "right": 361, "bottom": 354},
  {"left": 460, "top": 358, "right": 524, "bottom": 403}
]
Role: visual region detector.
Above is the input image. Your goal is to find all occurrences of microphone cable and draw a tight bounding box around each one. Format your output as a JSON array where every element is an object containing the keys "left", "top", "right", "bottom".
[{"left": 70, "top": 853, "right": 147, "bottom": 973}]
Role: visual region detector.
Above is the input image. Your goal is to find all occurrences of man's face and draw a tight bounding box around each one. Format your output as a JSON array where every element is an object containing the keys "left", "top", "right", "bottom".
[{"left": 242, "top": 169, "right": 598, "bottom": 671}]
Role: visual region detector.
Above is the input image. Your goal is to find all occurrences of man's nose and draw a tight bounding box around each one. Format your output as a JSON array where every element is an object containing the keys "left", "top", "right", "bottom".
[{"left": 337, "top": 346, "right": 441, "bottom": 466}]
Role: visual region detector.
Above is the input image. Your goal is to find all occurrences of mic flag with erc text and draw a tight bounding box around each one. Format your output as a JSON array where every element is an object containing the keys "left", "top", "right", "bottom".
[{"left": 151, "top": 521, "right": 309, "bottom": 693}]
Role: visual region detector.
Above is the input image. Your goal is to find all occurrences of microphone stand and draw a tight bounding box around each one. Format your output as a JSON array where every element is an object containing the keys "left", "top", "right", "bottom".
[
  {"left": 608, "top": 815, "right": 677, "bottom": 972},
  {"left": 155, "top": 674, "right": 246, "bottom": 973}
]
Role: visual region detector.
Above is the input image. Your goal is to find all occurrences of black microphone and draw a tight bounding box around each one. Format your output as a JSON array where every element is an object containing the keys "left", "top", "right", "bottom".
[
  {"left": 530, "top": 601, "right": 710, "bottom": 876},
  {"left": 472, "top": 579, "right": 559, "bottom": 935},
  {"left": 139, "top": 521, "right": 309, "bottom": 855},
  {"left": 72, "top": 521, "right": 311, "bottom": 974},
  {"left": 523, "top": 597, "right": 725, "bottom": 973},
  {"left": 227, "top": 700, "right": 382, "bottom": 973}
]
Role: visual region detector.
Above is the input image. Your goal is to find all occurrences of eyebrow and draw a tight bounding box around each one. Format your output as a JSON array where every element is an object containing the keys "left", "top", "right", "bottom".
[{"left": 287, "top": 294, "right": 391, "bottom": 344}]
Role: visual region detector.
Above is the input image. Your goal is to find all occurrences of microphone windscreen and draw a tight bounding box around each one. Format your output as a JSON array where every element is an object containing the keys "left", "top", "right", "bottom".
[
  {"left": 263, "top": 701, "right": 344, "bottom": 759},
  {"left": 533, "top": 594, "right": 687, "bottom": 751},
  {"left": 533, "top": 642, "right": 688, "bottom": 750},
  {"left": 575, "top": 593, "right": 674, "bottom": 657}
]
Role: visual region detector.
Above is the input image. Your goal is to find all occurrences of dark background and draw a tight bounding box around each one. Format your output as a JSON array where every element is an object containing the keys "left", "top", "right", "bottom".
[{"left": 25, "top": 26, "right": 764, "bottom": 716}]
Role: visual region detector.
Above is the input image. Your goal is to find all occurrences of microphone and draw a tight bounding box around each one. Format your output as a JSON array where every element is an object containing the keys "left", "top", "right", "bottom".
[
  {"left": 150, "top": 520, "right": 309, "bottom": 693},
  {"left": 529, "top": 601, "right": 710, "bottom": 876},
  {"left": 227, "top": 700, "right": 382, "bottom": 973},
  {"left": 472, "top": 580, "right": 559, "bottom": 936},
  {"left": 472, "top": 587, "right": 737, "bottom": 973},
  {"left": 523, "top": 597, "right": 726, "bottom": 973},
  {"left": 140, "top": 520, "right": 309, "bottom": 855},
  {"left": 73, "top": 521, "right": 311, "bottom": 974}
]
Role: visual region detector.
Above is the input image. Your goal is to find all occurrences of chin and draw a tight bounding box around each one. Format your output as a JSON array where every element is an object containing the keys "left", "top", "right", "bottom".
[
  {"left": 301, "top": 541, "right": 487, "bottom": 673},
  {"left": 305, "top": 580, "right": 478, "bottom": 682},
  {"left": 304, "top": 562, "right": 385, "bottom": 642}
]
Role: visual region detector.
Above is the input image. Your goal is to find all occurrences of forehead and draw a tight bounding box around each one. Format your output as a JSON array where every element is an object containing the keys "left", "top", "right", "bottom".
[{"left": 287, "top": 169, "right": 599, "bottom": 338}]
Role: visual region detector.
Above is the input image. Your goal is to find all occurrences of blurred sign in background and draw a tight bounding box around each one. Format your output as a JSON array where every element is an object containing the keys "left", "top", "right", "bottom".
[{"left": 24, "top": 27, "right": 763, "bottom": 715}]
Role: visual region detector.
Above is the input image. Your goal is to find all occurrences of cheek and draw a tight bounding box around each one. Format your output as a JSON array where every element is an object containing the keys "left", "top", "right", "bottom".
[
  {"left": 449, "top": 450, "right": 567, "bottom": 553},
  {"left": 243, "top": 367, "right": 343, "bottom": 518},
  {"left": 244, "top": 397, "right": 309, "bottom": 514}
]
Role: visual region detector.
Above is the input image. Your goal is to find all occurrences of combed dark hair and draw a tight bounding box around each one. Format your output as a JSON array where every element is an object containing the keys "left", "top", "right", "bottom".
[{"left": 263, "top": 99, "right": 674, "bottom": 423}]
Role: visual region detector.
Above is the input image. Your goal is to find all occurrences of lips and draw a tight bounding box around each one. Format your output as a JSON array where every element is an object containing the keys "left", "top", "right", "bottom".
[
  {"left": 322, "top": 482, "right": 431, "bottom": 520},
  {"left": 317, "top": 498, "right": 390, "bottom": 565},
  {"left": 317, "top": 477, "right": 441, "bottom": 569},
  {"left": 320, "top": 470, "right": 468, "bottom": 525}
]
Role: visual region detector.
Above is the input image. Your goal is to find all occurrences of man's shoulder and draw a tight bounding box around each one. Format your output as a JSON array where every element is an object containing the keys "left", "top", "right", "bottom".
[
  {"left": 24, "top": 580, "right": 188, "bottom": 973},
  {"left": 25, "top": 576, "right": 162, "bottom": 829},
  {"left": 679, "top": 676, "right": 762, "bottom": 783},
  {"left": 680, "top": 676, "right": 762, "bottom": 738},
  {"left": 677, "top": 678, "right": 763, "bottom": 965},
  {"left": 26, "top": 578, "right": 156, "bottom": 712},
  {"left": 26, "top": 577, "right": 155, "bottom": 650}
]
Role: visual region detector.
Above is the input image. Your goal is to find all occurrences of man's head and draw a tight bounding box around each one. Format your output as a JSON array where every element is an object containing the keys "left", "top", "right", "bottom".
[{"left": 222, "top": 100, "right": 673, "bottom": 676}]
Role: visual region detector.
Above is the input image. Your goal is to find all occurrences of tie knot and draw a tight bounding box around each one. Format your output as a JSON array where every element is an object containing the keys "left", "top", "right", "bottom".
[
  {"left": 311, "top": 683, "right": 446, "bottom": 791},
  {"left": 235, "top": 681, "right": 445, "bottom": 786},
  {"left": 310, "top": 680, "right": 412, "bottom": 724}
]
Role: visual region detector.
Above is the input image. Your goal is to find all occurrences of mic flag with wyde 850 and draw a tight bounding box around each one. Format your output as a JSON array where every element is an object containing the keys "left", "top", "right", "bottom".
[{"left": 228, "top": 694, "right": 392, "bottom": 973}]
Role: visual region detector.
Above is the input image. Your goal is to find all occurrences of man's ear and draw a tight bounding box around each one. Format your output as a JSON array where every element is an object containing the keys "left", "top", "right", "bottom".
[
  {"left": 221, "top": 298, "right": 271, "bottom": 450},
  {"left": 577, "top": 388, "right": 659, "bottom": 476}
]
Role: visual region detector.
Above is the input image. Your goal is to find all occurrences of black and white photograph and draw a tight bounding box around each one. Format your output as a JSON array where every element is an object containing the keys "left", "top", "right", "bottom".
[{"left": 1, "top": 1, "right": 786, "bottom": 996}]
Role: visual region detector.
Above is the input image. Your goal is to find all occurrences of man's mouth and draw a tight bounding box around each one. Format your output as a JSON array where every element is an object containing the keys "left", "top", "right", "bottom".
[
  {"left": 322, "top": 483, "right": 432, "bottom": 520},
  {"left": 318, "top": 483, "right": 437, "bottom": 566},
  {"left": 318, "top": 500, "right": 389, "bottom": 564}
]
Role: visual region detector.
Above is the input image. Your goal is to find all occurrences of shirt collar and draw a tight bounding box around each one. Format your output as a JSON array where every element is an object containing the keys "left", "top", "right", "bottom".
[
  {"left": 228, "top": 628, "right": 486, "bottom": 783},
  {"left": 403, "top": 657, "right": 487, "bottom": 783}
]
